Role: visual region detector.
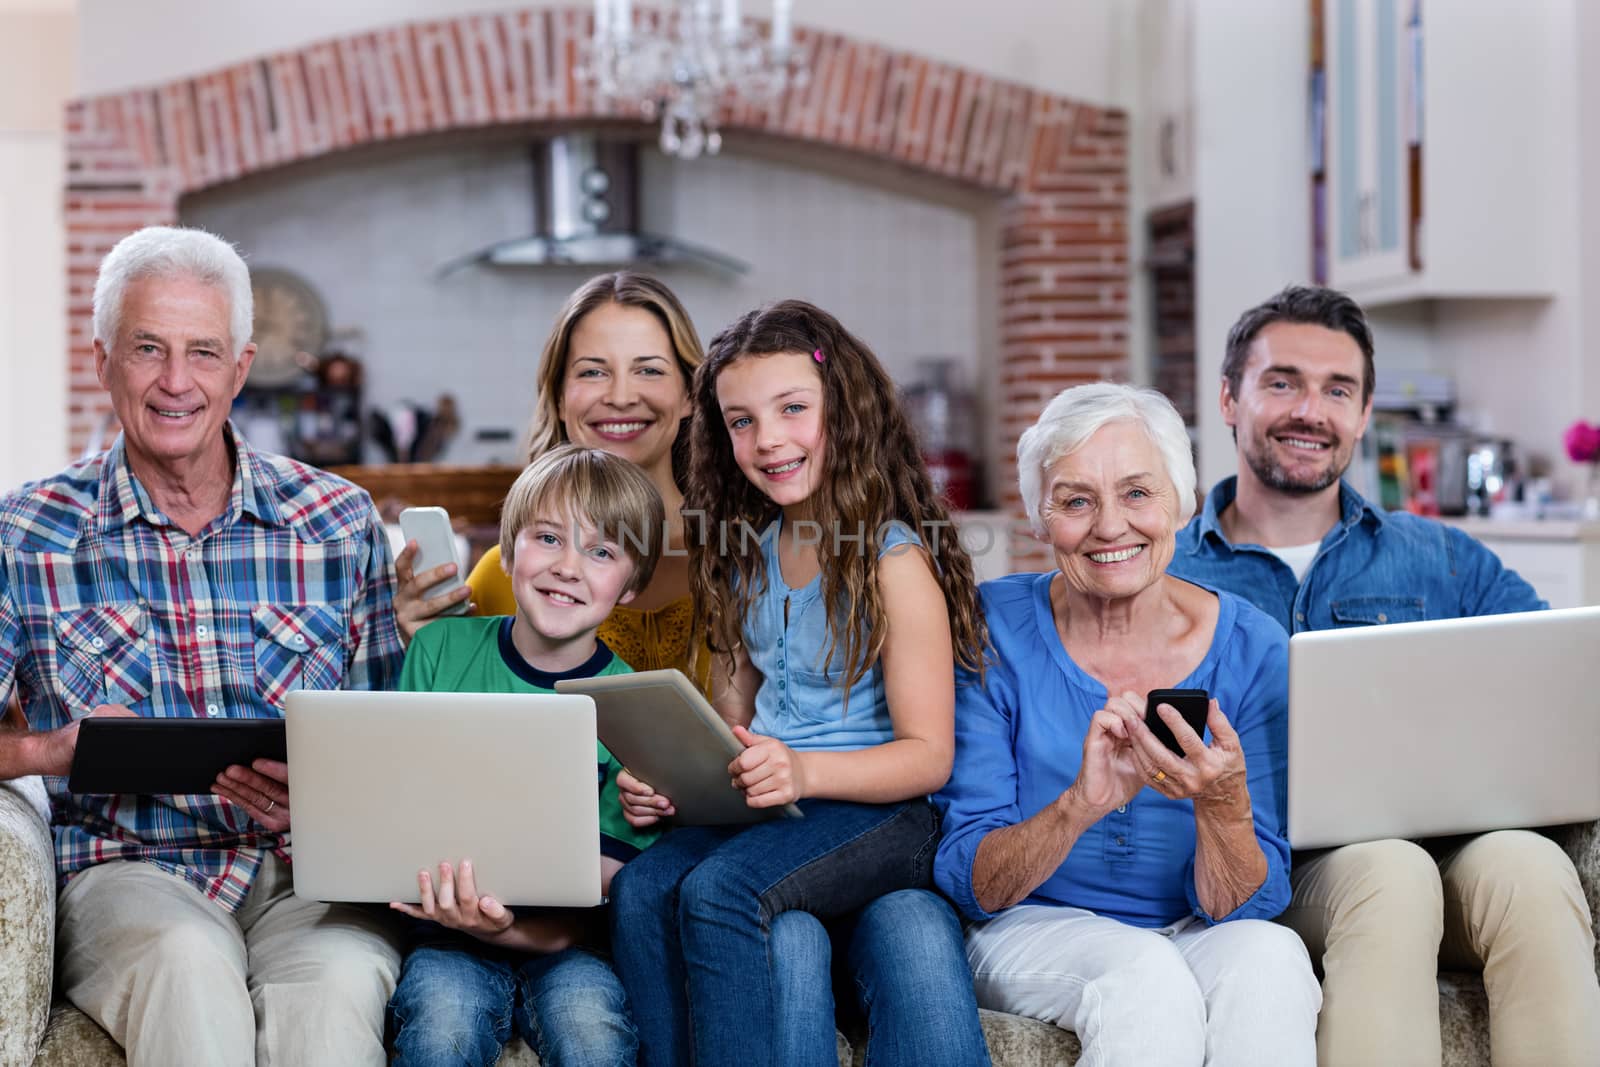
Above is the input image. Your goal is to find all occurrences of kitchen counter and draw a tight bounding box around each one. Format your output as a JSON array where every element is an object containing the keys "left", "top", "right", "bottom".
[{"left": 1439, "top": 515, "right": 1600, "bottom": 543}]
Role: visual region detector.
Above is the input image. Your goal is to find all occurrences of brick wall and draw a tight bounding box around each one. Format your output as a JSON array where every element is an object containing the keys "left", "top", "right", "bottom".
[{"left": 63, "top": 6, "right": 1127, "bottom": 552}]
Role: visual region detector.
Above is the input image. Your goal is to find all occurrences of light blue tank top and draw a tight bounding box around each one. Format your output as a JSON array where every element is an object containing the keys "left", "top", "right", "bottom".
[{"left": 745, "top": 517, "right": 922, "bottom": 752}]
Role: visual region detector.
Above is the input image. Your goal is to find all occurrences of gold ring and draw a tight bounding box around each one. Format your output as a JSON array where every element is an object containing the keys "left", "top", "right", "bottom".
[{"left": 1152, "top": 770, "right": 1167, "bottom": 783}]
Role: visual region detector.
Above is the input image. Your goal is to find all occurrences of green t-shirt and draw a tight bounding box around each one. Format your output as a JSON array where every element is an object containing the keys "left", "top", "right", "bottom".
[{"left": 399, "top": 615, "right": 660, "bottom": 860}]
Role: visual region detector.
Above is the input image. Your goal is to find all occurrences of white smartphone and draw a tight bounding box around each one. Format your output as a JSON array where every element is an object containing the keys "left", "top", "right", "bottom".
[{"left": 397, "top": 506, "right": 470, "bottom": 615}]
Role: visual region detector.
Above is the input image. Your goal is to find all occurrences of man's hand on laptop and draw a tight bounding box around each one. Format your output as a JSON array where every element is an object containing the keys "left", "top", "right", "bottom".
[
  {"left": 213, "top": 758, "right": 291, "bottom": 832},
  {"left": 30, "top": 703, "right": 138, "bottom": 777}
]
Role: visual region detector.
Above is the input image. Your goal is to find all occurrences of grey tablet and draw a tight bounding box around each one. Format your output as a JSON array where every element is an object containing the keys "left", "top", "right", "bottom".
[{"left": 555, "top": 669, "right": 803, "bottom": 825}]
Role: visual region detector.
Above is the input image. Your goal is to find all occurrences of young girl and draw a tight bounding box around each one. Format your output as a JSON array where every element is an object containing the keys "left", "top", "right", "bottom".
[{"left": 609, "top": 300, "right": 990, "bottom": 1067}]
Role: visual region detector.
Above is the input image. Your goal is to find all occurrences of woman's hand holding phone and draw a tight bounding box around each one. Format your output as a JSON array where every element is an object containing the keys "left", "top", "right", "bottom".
[
  {"left": 1125, "top": 695, "right": 1252, "bottom": 812},
  {"left": 1143, "top": 689, "right": 1210, "bottom": 755},
  {"left": 394, "top": 507, "right": 474, "bottom": 646},
  {"left": 1065, "top": 692, "right": 1149, "bottom": 819}
]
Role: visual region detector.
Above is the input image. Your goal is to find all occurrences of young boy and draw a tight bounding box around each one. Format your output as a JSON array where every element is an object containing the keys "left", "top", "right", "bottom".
[{"left": 386, "top": 444, "right": 666, "bottom": 1067}]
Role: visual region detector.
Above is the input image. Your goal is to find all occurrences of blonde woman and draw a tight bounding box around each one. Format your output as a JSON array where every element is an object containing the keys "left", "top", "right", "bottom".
[{"left": 394, "top": 271, "right": 710, "bottom": 693}]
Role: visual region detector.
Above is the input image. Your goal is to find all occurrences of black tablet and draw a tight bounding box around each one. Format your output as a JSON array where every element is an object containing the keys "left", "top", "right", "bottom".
[{"left": 67, "top": 717, "right": 287, "bottom": 795}]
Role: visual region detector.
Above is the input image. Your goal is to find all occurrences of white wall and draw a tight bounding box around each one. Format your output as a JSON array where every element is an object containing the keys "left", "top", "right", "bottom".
[
  {"left": 1135, "top": 0, "right": 1194, "bottom": 213},
  {"left": 0, "top": 3, "right": 73, "bottom": 491},
  {"left": 1188, "top": 1, "right": 1597, "bottom": 501},
  {"left": 180, "top": 139, "right": 986, "bottom": 467},
  {"left": 1191, "top": 0, "right": 1310, "bottom": 489},
  {"left": 76, "top": 0, "right": 1129, "bottom": 108},
  {"left": 1580, "top": 1, "right": 1600, "bottom": 429}
]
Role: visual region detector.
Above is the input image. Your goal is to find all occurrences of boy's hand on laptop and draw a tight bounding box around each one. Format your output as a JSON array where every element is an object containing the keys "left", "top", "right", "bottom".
[
  {"left": 729, "top": 725, "right": 806, "bottom": 808},
  {"left": 618, "top": 769, "right": 675, "bottom": 827},
  {"left": 213, "top": 758, "right": 291, "bottom": 833},
  {"left": 390, "top": 860, "right": 516, "bottom": 944}
]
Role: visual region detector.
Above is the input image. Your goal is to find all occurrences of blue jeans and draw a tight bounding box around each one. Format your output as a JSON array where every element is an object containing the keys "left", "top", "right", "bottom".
[
  {"left": 389, "top": 940, "right": 636, "bottom": 1067},
  {"left": 772, "top": 889, "right": 991, "bottom": 1067},
  {"left": 609, "top": 798, "right": 938, "bottom": 1067}
]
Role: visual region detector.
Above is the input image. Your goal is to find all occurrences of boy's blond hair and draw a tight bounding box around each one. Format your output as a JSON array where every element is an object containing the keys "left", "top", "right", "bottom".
[{"left": 499, "top": 445, "right": 665, "bottom": 597}]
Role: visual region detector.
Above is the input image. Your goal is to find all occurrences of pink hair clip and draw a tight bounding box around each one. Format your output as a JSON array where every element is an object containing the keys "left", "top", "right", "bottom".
[{"left": 813, "top": 348, "right": 826, "bottom": 363}]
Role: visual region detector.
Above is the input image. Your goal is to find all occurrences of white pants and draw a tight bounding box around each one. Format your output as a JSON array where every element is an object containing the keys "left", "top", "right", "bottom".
[
  {"left": 965, "top": 904, "right": 1320, "bottom": 1067},
  {"left": 57, "top": 852, "right": 402, "bottom": 1067}
]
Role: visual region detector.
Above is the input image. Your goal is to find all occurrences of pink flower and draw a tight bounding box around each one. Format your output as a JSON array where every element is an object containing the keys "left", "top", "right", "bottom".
[{"left": 1565, "top": 420, "right": 1600, "bottom": 464}]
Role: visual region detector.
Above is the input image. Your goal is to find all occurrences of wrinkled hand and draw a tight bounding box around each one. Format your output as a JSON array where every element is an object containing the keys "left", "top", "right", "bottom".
[
  {"left": 1118, "top": 698, "right": 1251, "bottom": 811},
  {"left": 394, "top": 540, "right": 473, "bottom": 647},
  {"left": 390, "top": 860, "right": 515, "bottom": 945},
  {"left": 1063, "top": 691, "right": 1147, "bottom": 819},
  {"left": 729, "top": 724, "right": 806, "bottom": 808},
  {"left": 213, "top": 758, "right": 291, "bottom": 833},
  {"left": 44, "top": 703, "right": 139, "bottom": 779},
  {"left": 618, "top": 768, "right": 675, "bottom": 828}
]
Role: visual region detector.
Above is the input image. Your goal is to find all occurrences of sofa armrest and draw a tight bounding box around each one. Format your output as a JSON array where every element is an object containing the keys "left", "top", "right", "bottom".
[
  {"left": 1552, "top": 820, "right": 1600, "bottom": 977},
  {"left": 0, "top": 776, "right": 55, "bottom": 1066}
]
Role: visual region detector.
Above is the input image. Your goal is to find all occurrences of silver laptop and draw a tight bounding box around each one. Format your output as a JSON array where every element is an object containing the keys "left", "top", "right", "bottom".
[
  {"left": 285, "top": 690, "right": 602, "bottom": 906},
  {"left": 1288, "top": 606, "right": 1600, "bottom": 849}
]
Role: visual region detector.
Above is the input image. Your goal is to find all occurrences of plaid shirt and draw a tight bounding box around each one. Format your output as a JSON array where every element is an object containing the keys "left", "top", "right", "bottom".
[{"left": 0, "top": 426, "right": 403, "bottom": 911}]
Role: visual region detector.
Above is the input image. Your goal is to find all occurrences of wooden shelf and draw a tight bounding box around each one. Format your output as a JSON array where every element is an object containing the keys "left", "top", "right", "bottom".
[{"left": 328, "top": 463, "right": 523, "bottom": 528}]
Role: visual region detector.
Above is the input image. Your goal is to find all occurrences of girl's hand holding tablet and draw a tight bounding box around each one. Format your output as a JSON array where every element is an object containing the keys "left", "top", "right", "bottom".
[{"left": 729, "top": 724, "right": 807, "bottom": 807}]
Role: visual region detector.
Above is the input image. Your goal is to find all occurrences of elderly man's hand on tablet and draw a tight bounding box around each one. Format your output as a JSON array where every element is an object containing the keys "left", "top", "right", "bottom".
[
  {"left": 213, "top": 758, "right": 292, "bottom": 833},
  {"left": 29, "top": 703, "right": 139, "bottom": 778},
  {"left": 617, "top": 768, "right": 676, "bottom": 827}
]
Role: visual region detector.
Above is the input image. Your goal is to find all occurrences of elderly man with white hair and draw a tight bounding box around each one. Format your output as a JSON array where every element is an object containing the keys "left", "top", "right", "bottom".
[
  {"left": 933, "top": 381, "right": 1320, "bottom": 1066},
  {"left": 0, "top": 226, "right": 405, "bottom": 1065}
]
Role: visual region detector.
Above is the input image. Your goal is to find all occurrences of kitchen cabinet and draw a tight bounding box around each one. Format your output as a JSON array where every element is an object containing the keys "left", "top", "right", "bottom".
[{"left": 1317, "top": 0, "right": 1563, "bottom": 306}]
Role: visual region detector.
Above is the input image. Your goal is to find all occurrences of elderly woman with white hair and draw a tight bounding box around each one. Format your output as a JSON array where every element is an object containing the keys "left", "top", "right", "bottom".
[{"left": 933, "top": 382, "right": 1320, "bottom": 1065}]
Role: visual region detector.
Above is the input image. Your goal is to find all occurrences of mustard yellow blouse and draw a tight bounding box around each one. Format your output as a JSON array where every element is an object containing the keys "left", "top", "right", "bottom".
[{"left": 466, "top": 545, "right": 714, "bottom": 697}]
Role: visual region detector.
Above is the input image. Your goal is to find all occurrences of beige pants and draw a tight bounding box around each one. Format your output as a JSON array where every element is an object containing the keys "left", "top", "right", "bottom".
[
  {"left": 1281, "top": 830, "right": 1600, "bottom": 1067},
  {"left": 56, "top": 852, "right": 402, "bottom": 1067}
]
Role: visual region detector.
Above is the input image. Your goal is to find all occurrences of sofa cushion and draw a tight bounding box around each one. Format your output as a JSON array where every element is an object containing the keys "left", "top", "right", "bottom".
[
  {"left": 18, "top": 970, "right": 1506, "bottom": 1067},
  {"left": 0, "top": 778, "right": 54, "bottom": 1067},
  {"left": 1438, "top": 970, "right": 1490, "bottom": 1067},
  {"left": 33, "top": 1004, "right": 122, "bottom": 1067}
]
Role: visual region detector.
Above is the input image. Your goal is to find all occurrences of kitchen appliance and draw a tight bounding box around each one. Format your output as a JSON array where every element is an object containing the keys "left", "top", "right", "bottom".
[
  {"left": 438, "top": 134, "right": 747, "bottom": 276},
  {"left": 1408, "top": 425, "right": 1474, "bottom": 516},
  {"left": 1466, "top": 438, "right": 1516, "bottom": 517},
  {"left": 902, "top": 358, "right": 978, "bottom": 511}
]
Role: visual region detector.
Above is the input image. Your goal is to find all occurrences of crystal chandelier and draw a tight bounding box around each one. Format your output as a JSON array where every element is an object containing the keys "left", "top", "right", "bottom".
[{"left": 585, "top": 0, "right": 807, "bottom": 159}]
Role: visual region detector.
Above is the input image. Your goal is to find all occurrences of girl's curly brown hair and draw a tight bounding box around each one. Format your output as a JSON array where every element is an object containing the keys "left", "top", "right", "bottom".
[{"left": 687, "top": 300, "right": 988, "bottom": 698}]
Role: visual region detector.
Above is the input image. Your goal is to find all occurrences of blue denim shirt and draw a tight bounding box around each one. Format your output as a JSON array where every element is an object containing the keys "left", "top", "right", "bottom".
[{"left": 1169, "top": 477, "right": 1546, "bottom": 633}]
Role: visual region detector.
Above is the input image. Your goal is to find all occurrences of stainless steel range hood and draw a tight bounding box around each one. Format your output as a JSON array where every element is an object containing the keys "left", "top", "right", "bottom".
[{"left": 440, "top": 134, "right": 748, "bottom": 276}]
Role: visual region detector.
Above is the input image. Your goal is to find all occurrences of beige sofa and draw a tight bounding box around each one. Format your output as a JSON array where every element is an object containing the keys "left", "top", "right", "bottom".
[{"left": 4, "top": 776, "right": 1598, "bottom": 1067}]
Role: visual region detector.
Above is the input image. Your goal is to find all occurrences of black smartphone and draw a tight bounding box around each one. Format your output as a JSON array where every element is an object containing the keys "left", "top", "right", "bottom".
[{"left": 1144, "top": 689, "right": 1209, "bottom": 756}]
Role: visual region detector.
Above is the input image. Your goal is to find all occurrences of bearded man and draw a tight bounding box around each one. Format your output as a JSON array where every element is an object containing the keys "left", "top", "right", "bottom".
[{"left": 1169, "top": 285, "right": 1600, "bottom": 1067}]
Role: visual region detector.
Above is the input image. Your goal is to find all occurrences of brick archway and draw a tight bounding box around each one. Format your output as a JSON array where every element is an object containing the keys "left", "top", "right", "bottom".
[{"left": 64, "top": 6, "right": 1127, "bottom": 530}]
